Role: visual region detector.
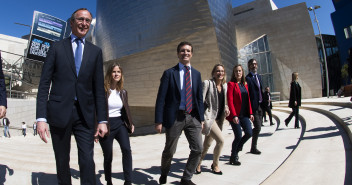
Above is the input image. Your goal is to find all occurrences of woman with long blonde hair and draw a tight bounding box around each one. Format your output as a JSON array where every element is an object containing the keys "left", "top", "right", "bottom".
[{"left": 196, "top": 64, "right": 229, "bottom": 175}]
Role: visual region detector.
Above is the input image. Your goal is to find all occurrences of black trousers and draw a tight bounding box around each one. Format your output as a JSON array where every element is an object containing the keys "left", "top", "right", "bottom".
[
  {"left": 99, "top": 117, "right": 132, "bottom": 183},
  {"left": 262, "top": 105, "right": 273, "bottom": 124},
  {"left": 251, "top": 106, "right": 262, "bottom": 150},
  {"left": 285, "top": 106, "right": 300, "bottom": 128},
  {"left": 50, "top": 103, "right": 96, "bottom": 185}
]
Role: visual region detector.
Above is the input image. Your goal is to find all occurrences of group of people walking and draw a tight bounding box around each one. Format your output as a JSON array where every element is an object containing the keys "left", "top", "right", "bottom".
[
  {"left": 33, "top": 8, "right": 302, "bottom": 185},
  {"left": 154, "top": 42, "right": 302, "bottom": 185}
]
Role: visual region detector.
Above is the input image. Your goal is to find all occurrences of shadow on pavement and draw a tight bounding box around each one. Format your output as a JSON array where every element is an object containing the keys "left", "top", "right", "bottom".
[
  {"left": 31, "top": 168, "right": 104, "bottom": 185},
  {"left": 0, "top": 164, "right": 14, "bottom": 185}
]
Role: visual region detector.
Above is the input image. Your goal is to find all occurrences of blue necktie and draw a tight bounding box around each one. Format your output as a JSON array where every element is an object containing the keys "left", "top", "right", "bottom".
[
  {"left": 75, "top": 39, "right": 83, "bottom": 76},
  {"left": 185, "top": 66, "right": 192, "bottom": 113}
]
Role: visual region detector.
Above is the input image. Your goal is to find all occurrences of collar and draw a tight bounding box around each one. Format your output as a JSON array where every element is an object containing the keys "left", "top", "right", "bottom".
[
  {"left": 250, "top": 71, "right": 257, "bottom": 76},
  {"left": 178, "top": 62, "right": 191, "bottom": 71},
  {"left": 70, "top": 34, "right": 86, "bottom": 44}
]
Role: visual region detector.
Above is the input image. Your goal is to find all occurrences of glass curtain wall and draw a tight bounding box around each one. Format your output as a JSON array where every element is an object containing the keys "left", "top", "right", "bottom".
[{"left": 238, "top": 35, "right": 274, "bottom": 91}]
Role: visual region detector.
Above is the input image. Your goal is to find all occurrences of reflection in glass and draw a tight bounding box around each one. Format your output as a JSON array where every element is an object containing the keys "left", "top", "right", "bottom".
[{"left": 238, "top": 35, "right": 273, "bottom": 90}]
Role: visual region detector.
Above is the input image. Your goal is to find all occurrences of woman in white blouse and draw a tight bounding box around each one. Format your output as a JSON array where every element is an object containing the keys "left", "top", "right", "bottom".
[{"left": 98, "top": 63, "right": 134, "bottom": 185}]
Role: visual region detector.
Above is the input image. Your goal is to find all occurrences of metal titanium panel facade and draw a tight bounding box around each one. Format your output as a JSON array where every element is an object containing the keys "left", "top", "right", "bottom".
[
  {"left": 96, "top": 0, "right": 215, "bottom": 61},
  {"left": 95, "top": 0, "right": 237, "bottom": 128}
]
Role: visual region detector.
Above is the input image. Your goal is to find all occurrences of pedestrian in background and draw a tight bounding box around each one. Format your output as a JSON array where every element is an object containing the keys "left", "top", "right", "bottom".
[
  {"left": 33, "top": 122, "right": 37, "bottom": 136},
  {"left": 285, "top": 72, "right": 301, "bottom": 129},
  {"left": 262, "top": 87, "right": 274, "bottom": 126},
  {"left": 3, "top": 117, "right": 10, "bottom": 137},
  {"left": 22, "top": 122, "right": 27, "bottom": 137}
]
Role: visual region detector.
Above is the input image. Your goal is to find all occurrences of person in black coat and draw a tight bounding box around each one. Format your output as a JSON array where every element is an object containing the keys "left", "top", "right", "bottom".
[
  {"left": 262, "top": 87, "right": 274, "bottom": 126},
  {"left": 285, "top": 72, "right": 301, "bottom": 129}
]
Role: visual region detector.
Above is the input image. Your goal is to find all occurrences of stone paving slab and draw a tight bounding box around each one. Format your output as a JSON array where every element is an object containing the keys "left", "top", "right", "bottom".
[
  {"left": 263, "top": 108, "right": 347, "bottom": 185},
  {"left": 0, "top": 97, "right": 351, "bottom": 185}
]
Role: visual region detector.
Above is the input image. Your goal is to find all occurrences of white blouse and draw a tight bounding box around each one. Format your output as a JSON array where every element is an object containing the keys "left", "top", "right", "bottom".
[{"left": 108, "top": 89, "right": 123, "bottom": 117}]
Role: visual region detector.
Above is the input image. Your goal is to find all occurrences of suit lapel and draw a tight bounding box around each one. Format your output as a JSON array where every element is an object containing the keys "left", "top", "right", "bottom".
[
  {"left": 63, "top": 37, "right": 77, "bottom": 77},
  {"left": 173, "top": 65, "right": 181, "bottom": 92},
  {"left": 191, "top": 68, "right": 197, "bottom": 94}
]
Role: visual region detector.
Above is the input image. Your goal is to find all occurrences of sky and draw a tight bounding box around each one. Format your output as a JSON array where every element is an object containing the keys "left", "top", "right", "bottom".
[{"left": 0, "top": 0, "right": 335, "bottom": 39}]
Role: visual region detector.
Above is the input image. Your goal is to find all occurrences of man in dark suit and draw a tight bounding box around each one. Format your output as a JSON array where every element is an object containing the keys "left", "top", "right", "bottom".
[
  {"left": 36, "top": 8, "right": 108, "bottom": 185},
  {"left": 262, "top": 86, "right": 274, "bottom": 126},
  {"left": 0, "top": 51, "right": 7, "bottom": 118},
  {"left": 155, "top": 41, "right": 204, "bottom": 185},
  {"left": 245, "top": 59, "right": 263, "bottom": 155}
]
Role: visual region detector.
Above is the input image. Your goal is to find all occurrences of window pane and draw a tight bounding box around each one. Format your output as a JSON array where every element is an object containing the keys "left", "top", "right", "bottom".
[
  {"left": 253, "top": 41, "right": 259, "bottom": 53},
  {"left": 258, "top": 38, "right": 265, "bottom": 52}
]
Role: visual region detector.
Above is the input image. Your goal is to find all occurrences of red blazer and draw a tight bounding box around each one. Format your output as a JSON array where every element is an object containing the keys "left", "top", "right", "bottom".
[{"left": 226, "top": 81, "right": 253, "bottom": 121}]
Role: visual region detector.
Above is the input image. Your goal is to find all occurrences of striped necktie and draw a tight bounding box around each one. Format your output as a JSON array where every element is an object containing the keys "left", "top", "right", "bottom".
[{"left": 185, "top": 66, "right": 192, "bottom": 113}]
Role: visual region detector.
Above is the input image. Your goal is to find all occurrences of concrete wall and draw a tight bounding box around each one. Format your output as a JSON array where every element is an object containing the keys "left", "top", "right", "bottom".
[
  {"left": 233, "top": 0, "right": 322, "bottom": 100},
  {"left": 104, "top": 28, "right": 221, "bottom": 129}
]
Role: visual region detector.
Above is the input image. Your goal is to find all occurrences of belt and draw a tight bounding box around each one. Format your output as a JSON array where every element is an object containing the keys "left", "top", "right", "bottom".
[{"left": 178, "top": 109, "right": 191, "bottom": 115}]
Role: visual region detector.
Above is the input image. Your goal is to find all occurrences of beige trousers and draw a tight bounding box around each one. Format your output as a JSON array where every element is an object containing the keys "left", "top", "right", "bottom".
[{"left": 198, "top": 120, "right": 224, "bottom": 167}]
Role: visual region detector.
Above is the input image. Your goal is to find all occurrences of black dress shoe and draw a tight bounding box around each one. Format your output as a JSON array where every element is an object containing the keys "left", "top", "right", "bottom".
[
  {"left": 250, "top": 148, "right": 261, "bottom": 155},
  {"left": 180, "top": 179, "right": 196, "bottom": 185},
  {"left": 195, "top": 168, "right": 201, "bottom": 174},
  {"left": 229, "top": 156, "right": 241, "bottom": 166},
  {"left": 285, "top": 120, "right": 289, "bottom": 127},
  {"left": 159, "top": 175, "right": 167, "bottom": 184},
  {"left": 261, "top": 123, "right": 264, "bottom": 126},
  {"left": 270, "top": 123, "right": 275, "bottom": 126},
  {"left": 211, "top": 164, "right": 223, "bottom": 175}
]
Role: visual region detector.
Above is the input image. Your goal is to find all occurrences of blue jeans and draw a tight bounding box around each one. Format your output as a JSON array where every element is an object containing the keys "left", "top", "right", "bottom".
[
  {"left": 230, "top": 117, "right": 253, "bottom": 157},
  {"left": 3, "top": 126, "right": 9, "bottom": 137}
]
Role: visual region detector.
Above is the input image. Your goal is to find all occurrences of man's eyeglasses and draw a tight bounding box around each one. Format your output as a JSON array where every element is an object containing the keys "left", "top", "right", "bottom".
[{"left": 75, "top": 17, "right": 91, "bottom": 23}]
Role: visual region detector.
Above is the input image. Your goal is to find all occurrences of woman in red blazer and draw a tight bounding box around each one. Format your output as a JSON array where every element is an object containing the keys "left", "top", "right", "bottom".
[{"left": 227, "top": 64, "right": 254, "bottom": 166}]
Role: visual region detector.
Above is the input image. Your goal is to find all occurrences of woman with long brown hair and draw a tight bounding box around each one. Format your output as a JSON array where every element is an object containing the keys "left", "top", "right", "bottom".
[
  {"left": 226, "top": 64, "right": 254, "bottom": 166},
  {"left": 98, "top": 63, "right": 134, "bottom": 185}
]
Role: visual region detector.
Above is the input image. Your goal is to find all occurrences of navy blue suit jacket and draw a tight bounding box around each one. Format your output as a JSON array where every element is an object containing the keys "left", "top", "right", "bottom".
[
  {"left": 155, "top": 64, "right": 204, "bottom": 129},
  {"left": 245, "top": 72, "right": 263, "bottom": 112},
  {"left": 36, "top": 37, "right": 107, "bottom": 128}
]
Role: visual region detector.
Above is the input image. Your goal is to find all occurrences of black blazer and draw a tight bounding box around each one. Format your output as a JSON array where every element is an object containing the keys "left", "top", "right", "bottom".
[
  {"left": 36, "top": 37, "right": 107, "bottom": 129},
  {"left": 245, "top": 72, "right": 263, "bottom": 112},
  {"left": 288, "top": 81, "right": 301, "bottom": 108},
  {"left": 155, "top": 64, "right": 204, "bottom": 128},
  {"left": 0, "top": 58, "right": 6, "bottom": 108},
  {"left": 262, "top": 91, "right": 272, "bottom": 109}
]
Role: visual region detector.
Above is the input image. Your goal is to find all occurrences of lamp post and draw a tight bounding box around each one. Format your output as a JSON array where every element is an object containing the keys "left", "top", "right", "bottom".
[{"left": 308, "top": 5, "right": 329, "bottom": 98}]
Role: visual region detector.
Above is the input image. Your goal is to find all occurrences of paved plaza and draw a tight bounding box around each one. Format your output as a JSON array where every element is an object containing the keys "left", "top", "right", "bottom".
[{"left": 0, "top": 97, "right": 351, "bottom": 185}]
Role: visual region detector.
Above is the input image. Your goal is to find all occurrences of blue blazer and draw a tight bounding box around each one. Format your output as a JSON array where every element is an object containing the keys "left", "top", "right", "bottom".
[
  {"left": 245, "top": 72, "right": 263, "bottom": 112},
  {"left": 155, "top": 64, "right": 204, "bottom": 129},
  {"left": 36, "top": 37, "right": 107, "bottom": 128}
]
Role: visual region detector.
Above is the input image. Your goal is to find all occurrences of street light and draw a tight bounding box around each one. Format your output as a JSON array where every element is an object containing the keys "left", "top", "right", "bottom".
[{"left": 308, "top": 5, "right": 329, "bottom": 98}]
